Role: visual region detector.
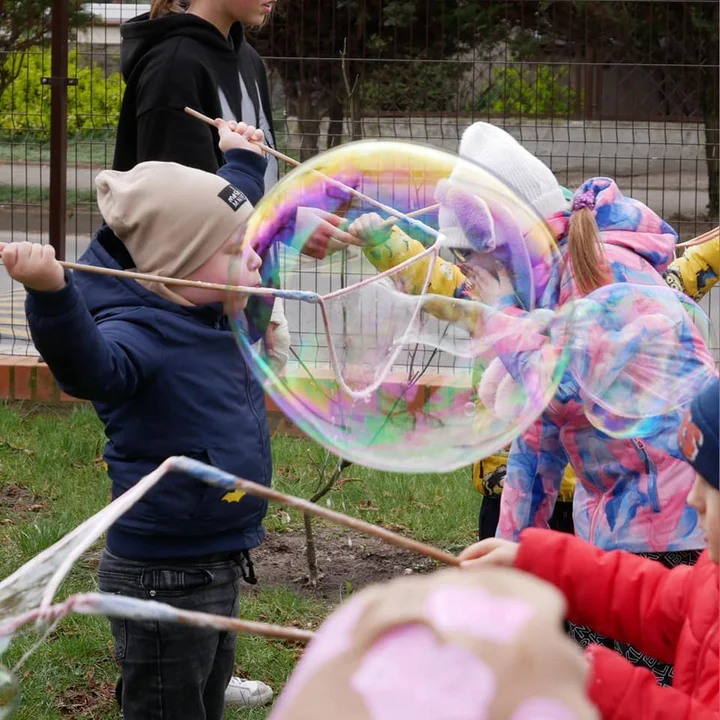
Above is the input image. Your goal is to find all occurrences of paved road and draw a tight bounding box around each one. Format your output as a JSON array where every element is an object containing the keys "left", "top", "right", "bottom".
[
  {"left": 0, "top": 160, "right": 712, "bottom": 221},
  {"left": 0, "top": 162, "right": 102, "bottom": 192}
]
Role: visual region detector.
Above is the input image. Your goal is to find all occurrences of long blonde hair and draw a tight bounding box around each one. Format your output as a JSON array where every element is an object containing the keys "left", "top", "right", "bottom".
[
  {"left": 567, "top": 207, "right": 610, "bottom": 296},
  {"left": 150, "top": 0, "right": 190, "bottom": 18}
]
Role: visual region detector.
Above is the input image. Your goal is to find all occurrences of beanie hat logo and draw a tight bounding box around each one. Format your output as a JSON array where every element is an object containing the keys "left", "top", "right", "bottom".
[
  {"left": 679, "top": 410, "right": 703, "bottom": 463},
  {"left": 218, "top": 184, "right": 248, "bottom": 212}
]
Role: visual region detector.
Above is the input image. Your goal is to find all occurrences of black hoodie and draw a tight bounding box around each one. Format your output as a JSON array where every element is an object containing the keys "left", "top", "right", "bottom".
[{"left": 113, "top": 12, "right": 276, "bottom": 176}]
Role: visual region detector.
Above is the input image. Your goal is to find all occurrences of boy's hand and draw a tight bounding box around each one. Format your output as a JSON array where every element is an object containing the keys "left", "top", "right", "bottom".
[
  {"left": 0, "top": 242, "right": 66, "bottom": 292},
  {"left": 457, "top": 538, "right": 519, "bottom": 569},
  {"left": 215, "top": 119, "right": 265, "bottom": 157}
]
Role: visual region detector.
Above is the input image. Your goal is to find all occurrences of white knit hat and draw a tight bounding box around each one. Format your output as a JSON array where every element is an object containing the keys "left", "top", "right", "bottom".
[{"left": 456, "top": 122, "right": 568, "bottom": 220}]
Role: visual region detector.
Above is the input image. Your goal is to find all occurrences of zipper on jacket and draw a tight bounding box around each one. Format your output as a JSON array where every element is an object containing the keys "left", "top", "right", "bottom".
[
  {"left": 588, "top": 491, "right": 605, "bottom": 545},
  {"left": 632, "top": 439, "right": 660, "bottom": 512},
  {"left": 244, "top": 367, "right": 269, "bottom": 485}
]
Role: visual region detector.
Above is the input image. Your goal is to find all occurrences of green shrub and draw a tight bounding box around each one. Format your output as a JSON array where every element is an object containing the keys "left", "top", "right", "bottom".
[
  {"left": 0, "top": 49, "right": 125, "bottom": 138},
  {"left": 473, "top": 64, "right": 580, "bottom": 117},
  {"left": 361, "top": 60, "right": 468, "bottom": 113}
]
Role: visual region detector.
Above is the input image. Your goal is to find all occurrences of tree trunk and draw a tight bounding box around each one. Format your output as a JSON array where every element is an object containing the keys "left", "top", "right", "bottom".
[
  {"left": 302, "top": 458, "right": 352, "bottom": 586},
  {"left": 350, "top": 92, "right": 363, "bottom": 141},
  {"left": 702, "top": 96, "right": 719, "bottom": 221},
  {"left": 326, "top": 93, "right": 344, "bottom": 149},
  {"left": 699, "top": 5, "right": 719, "bottom": 220},
  {"left": 296, "top": 88, "right": 322, "bottom": 162},
  {"left": 304, "top": 512, "right": 319, "bottom": 587}
]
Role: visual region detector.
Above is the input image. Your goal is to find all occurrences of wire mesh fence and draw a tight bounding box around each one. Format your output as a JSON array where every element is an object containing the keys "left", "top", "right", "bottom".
[{"left": 0, "top": 0, "right": 717, "bottom": 363}]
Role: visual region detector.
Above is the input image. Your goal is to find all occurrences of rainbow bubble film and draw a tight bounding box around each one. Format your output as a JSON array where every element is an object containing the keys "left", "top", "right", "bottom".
[
  {"left": 568, "top": 282, "right": 718, "bottom": 438},
  {"left": 228, "top": 140, "right": 573, "bottom": 473}
]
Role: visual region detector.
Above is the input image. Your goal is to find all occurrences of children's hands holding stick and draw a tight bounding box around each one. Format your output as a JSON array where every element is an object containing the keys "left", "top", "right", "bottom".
[
  {"left": 0, "top": 242, "right": 65, "bottom": 292},
  {"left": 458, "top": 537, "right": 519, "bottom": 569},
  {"left": 215, "top": 119, "right": 266, "bottom": 156},
  {"left": 347, "top": 212, "right": 393, "bottom": 247}
]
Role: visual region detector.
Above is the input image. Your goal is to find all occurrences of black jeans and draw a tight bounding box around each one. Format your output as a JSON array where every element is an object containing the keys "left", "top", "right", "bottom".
[
  {"left": 98, "top": 549, "right": 242, "bottom": 720},
  {"left": 478, "top": 495, "right": 575, "bottom": 540}
]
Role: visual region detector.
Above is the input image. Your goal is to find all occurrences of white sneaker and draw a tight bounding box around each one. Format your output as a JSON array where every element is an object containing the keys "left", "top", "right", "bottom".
[{"left": 224, "top": 676, "right": 274, "bottom": 708}]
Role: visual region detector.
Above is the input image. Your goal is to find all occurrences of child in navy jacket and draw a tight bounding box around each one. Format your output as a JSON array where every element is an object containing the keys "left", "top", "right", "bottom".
[{"left": 0, "top": 121, "right": 273, "bottom": 720}]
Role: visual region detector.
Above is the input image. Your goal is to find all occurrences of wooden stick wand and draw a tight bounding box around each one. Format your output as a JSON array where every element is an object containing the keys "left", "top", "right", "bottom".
[
  {"left": 174, "top": 456, "right": 461, "bottom": 568},
  {"left": 675, "top": 226, "right": 719, "bottom": 249},
  {"left": 184, "top": 106, "right": 440, "bottom": 230},
  {"left": 0, "top": 256, "right": 318, "bottom": 303}
]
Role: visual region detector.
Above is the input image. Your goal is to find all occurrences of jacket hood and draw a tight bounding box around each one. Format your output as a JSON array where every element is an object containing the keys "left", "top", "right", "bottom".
[
  {"left": 120, "top": 11, "right": 245, "bottom": 81},
  {"left": 547, "top": 177, "right": 678, "bottom": 273},
  {"left": 76, "top": 225, "right": 225, "bottom": 326}
]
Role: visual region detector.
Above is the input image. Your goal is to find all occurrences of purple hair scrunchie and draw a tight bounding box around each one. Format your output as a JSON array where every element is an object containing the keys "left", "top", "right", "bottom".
[{"left": 572, "top": 189, "right": 595, "bottom": 213}]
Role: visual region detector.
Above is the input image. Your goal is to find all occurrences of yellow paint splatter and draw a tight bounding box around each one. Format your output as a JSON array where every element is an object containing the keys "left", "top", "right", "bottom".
[{"left": 222, "top": 490, "right": 246, "bottom": 504}]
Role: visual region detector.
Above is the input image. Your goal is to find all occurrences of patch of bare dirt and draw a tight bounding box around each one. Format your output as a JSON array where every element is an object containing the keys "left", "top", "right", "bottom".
[
  {"left": 54, "top": 670, "right": 116, "bottom": 718},
  {"left": 0, "top": 483, "right": 46, "bottom": 521},
  {"left": 247, "top": 527, "right": 438, "bottom": 603}
]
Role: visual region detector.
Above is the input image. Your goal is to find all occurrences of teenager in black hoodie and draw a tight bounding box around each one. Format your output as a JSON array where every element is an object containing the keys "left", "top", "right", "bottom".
[
  {"left": 111, "top": 0, "right": 287, "bottom": 711},
  {"left": 113, "top": 0, "right": 357, "bottom": 389},
  {"left": 114, "top": 0, "right": 348, "bottom": 260}
]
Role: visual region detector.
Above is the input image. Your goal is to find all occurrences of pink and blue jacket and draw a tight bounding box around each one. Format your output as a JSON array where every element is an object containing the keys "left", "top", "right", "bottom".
[{"left": 497, "top": 178, "right": 717, "bottom": 552}]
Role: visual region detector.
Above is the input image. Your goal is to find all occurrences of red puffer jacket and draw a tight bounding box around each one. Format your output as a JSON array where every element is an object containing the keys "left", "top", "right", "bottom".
[{"left": 515, "top": 529, "right": 719, "bottom": 719}]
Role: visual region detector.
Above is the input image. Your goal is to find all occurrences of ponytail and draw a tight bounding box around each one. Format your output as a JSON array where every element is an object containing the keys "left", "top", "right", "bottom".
[
  {"left": 150, "top": 0, "right": 190, "bottom": 18},
  {"left": 567, "top": 206, "right": 610, "bottom": 296}
]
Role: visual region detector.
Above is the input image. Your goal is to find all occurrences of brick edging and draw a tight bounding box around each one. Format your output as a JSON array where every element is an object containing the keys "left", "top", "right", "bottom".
[
  {"left": 0, "top": 356, "right": 465, "bottom": 440},
  {"left": 0, "top": 356, "right": 73, "bottom": 403},
  {"left": 0, "top": 355, "right": 308, "bottom": 436}
]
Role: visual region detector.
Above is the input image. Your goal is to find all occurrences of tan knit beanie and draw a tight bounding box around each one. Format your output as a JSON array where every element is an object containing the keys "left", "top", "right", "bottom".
[
  {"left": 271, "top": 566, "right": 598, "bottom": 720},
  {"left": 95, "top": 161, "right": 254, "bottom": 304}
]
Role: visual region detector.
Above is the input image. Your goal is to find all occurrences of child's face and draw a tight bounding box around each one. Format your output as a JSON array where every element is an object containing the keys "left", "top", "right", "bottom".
[
  {"left": 687, "top": 474, "right": 720, "bottom": 563},
  {"left": 176, "top": 233, "right": 262, "bottom": 308}
]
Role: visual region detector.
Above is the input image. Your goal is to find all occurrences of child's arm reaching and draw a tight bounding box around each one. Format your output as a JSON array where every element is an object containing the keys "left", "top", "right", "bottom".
[
  {"left": 352, "top": 213, "right": 493, "bottom": 333},
  {"left": 461, "top": 529, "right": 691, "bottom": 664},
  {"left": 664, "top": 238, "right": 720, "bottom": 301},
  {"left": 214, "top": 120, "right": 268, "bottom": 206},
  {"left": 518, "top": 530, "right": 692, "bottom": 663},
  {"left": 2, "top": 242, "right": 159, "bottom": 402},
  {"left": 585, "top": 644, "right": 719, "bottom": 719},
  {"left": 352, "top": 213, "right": 468, "bottom": 298}
]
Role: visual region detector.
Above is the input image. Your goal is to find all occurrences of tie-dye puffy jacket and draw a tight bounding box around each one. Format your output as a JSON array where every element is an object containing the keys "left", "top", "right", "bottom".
[
  {"left": 497, "top": 178, "right": 715, "bottom": 552},
  {"left": 364, "top": 177, "right": 716, "bottom": 553}
]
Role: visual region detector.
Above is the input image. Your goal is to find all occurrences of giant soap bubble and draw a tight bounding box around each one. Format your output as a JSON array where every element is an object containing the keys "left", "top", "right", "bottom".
[
  {"left": 569, "top": 282, "right": 718, "bottom": 439},
  {"left": 228, "top": 140, "right": 573, "bottom": 472}
]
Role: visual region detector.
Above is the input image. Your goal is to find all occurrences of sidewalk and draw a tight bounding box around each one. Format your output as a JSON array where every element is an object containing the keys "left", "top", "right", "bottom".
[
  {"left": 0, "top": 162, "right": 102, "bottom": 191},
  {"left": 1, "top": 160, "right": 711, "bottom": 221}
]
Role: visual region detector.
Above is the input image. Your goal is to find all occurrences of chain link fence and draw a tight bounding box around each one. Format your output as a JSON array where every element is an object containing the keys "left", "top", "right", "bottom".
[{"left": 0, "top": 0, "right": 717, "bottom": 361}]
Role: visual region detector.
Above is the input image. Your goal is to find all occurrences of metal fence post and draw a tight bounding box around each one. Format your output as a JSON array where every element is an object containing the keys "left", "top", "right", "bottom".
[{"left": 45, "top": 0, "right": 72, "bottom": 261}]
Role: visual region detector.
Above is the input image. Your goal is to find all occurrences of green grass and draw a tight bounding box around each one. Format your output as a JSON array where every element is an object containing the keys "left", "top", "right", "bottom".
[
  {"left": 0, "top": 136, "right": 116, "bottom": 167},
  {"left": 0, "top": 185, "right": 97, "bottom": 209},
  {"left": 267, "top": 434, "right": 477, "bottom": 548},
  {"left": 0, "top": 403, "right": 478, "bottom": 718},
  {"left": 0, "top": 129, "right": 303, "bottom": 169}
]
